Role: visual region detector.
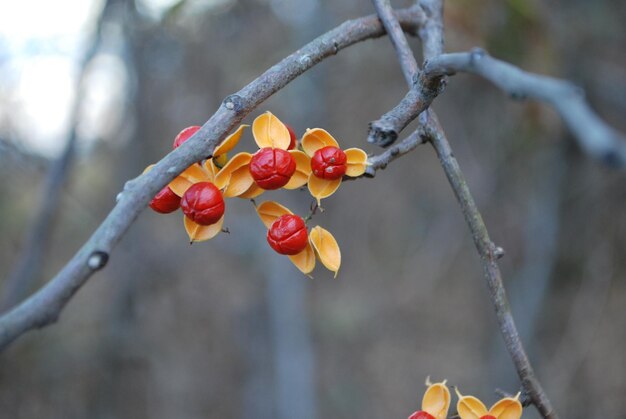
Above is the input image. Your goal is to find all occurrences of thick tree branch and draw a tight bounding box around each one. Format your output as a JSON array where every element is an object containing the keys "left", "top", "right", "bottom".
[
  {"left": 424, "top": 49, "right": 626, "bottom": 167},
  {"left": 0, "top": 6, "right": 426, "bottom": 351}
]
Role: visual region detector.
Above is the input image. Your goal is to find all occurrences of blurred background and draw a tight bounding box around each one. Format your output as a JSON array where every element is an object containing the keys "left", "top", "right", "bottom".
[{"left": 0, "top": 0, "right": 625, "bottom": 418}]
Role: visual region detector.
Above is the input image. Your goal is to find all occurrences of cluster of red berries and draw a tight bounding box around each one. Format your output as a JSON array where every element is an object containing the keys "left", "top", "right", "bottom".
[
  {"left": 149, "top": 126, "right": 225, "bottom": 228},
  {"left": 146, "top": 112, "right": 367, "bottom": 275}
]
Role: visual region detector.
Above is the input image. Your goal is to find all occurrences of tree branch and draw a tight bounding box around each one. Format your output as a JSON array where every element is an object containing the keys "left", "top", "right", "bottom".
[
  {"left": 367, "top": 0, "right": 445, "bottom": 147},
  {"left": 417, "top": 0, "right": 444, "bottom": 62},
  {"left": 366, "top": 128, "right": 427, "bottom": 174},
  {"left": 424, "top": 49, "right": 626, "bottom": 167},
  {"left": 426, "top": 116, "right": 558, "bottom": 419},
  {"left": 371, "top": 0, "right": 419, "bottom": 86},
  {"left": 370, "top": 2, "right": 558, "bottom": 418},
  {"left": 367, "top": 80, "right": 443, "bottom": 147},
  {"left": 0, "top": 6, "right": 426, "bottom": 351}
]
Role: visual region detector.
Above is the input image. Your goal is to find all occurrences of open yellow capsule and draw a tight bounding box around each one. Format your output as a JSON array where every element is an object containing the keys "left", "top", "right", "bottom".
[
  {"left": 252, "top": 111, "right": 291, "bottom": 150},
  {"left": 456, "top": 389, "right": 522, "bottom": 419},
  {"left": 309, "top": 226, "right": 341, "bottom": 277}
]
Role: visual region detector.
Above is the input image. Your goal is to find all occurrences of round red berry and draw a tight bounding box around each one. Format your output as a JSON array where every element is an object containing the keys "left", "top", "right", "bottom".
[
  {"left": 408, "top": 411, "right": 435, "bottom": 419},
  {"left": 149, "top": 186, "right": 181, "bottom": 214},
  {"left": 249, "top": 147, "right": 296, "bottom": 190},
  {"left": 180, "top": 182, "right": 225, "bottom": 225},
  {"left": 267, "top": 214, "right": 308, "bottom": 255},
  {"left": 480, "top": 416, "right": 496, "bottom": 419},
  {"left": 311, "top": 146, "right": 347, "bottom": 180},
  {"left": 285, "top": 124, "right": 297, "bottom": 150},
  {"left": 172, "top": 126, "right": 201, "bottom": 149}
]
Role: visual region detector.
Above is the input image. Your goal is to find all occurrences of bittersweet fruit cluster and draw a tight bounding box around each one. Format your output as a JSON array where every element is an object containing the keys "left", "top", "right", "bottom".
[
  {"left": 145, "top": 112, "right": 368, "bottom": 277},
  {"left": 408, "top": 379, "right": 523, "bottom": 419}
]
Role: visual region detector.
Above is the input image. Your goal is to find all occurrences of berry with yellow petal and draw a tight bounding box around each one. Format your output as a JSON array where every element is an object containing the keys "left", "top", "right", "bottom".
[
  {"left": 301, "top": 128, "right": 367, "bottom": 204},
  {"left": 149, "top": 186, "right": 181, "bottom": 214},
  {"left": 285, "top": 123, "right": 297, "bottom": 150},
  {"left": 267, "top": 214, "right": 308, "bottom": 255},
  {"left": 249, "top": 147, "right": 296, "bottom": 190},
  {"left": 172, "top": 126, "right": 201, "bottom": 149},
  {"left": 456, "top": 389, "right": 523, "bottom": 419},
  {"left": 180, "top": 182, "right": 225, "bottom": 225},
  {"left": 311, "top": 146, "right": 347, "bottom": 180},
  {"left": 406, "top": 380, "right": 450, "bottom": 419}
]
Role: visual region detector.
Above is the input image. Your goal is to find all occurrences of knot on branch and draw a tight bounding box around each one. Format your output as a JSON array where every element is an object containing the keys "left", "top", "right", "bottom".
[
  {"left": 368, "top": 123, "right": 398, "bottom": 147},
  {"left": 602, "top": 149, "right": 626, "bottom": 168},
  {"left": 509, "top": 90, "right": 528, "bottom": 101},
  {"left": 299, "top": 54, "right": 313, "bottom": 67},
  {"left": 87, "top": 251, "right": 109, "bottom": 271},
  {"left": 223, "top": 95, "right": 244, "bottom": 113},
  {"left": 494, "top": 246, "right": 506, "bottom": 259},
  {"left": 469, "top": 47, "right": 487, "bottom": 65},
  {"left": 422, "top": 74, "right": 447, "bottom": 97},
  {"left": 363, "top": 165, "right": 377, "bottom": 177},
  {"left": 322, "top": 39, "right": 340, "bottom": 55}
]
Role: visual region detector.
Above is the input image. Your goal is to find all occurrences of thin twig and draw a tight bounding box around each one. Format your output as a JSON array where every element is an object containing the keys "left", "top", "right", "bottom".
[
  {"left": 367, "top": 0, "right": 445, "bottom": 147},
  {"left": 426, "top": 115, "right": 558, "bottom": 419},
  {"left": 417, "top": 0, "right": 444, "bottom": 61},
  {"left": 424, "top": 49, "right": 626, "bottom": 167},
  {"left": 365, "top": 127, "right": 427, "bottom": 174},
  {"left": 371, "top": 0, "right": 418, "bottom": 86},
  {"left": 358, "top": 0, "right": 429, "bottom": 174},
  {"left": 371, "top": 2, "right": 558, "bottom": 417},
  {"left": 0, "top": 6, "right": 426, "bottom": 351}
]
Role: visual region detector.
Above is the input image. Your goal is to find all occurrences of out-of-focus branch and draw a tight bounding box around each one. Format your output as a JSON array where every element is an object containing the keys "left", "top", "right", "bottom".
[
  {"left": 0, "top": 0, "right": 114, "bottom": 312},
  {"left": 0, "top": 6, "right": 426, "bottom": 351},
  {"left": 424, "top": 49, "right": 626, "bottom": 167},
  {"left": 0, "top": 139, "right": 47, "bottom": 170}
]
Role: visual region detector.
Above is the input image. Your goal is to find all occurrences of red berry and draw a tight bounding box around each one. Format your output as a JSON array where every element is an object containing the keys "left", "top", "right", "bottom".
[
  {"left": 408, "top": 411, "right": 435, "bottom": 419},
  {"left": 481, "top": 416, "right": 496, "bottom": 419},
  {"left": 249, "top": 147, "right": 296, "bottom": 190},
  {"left": 149, "top": 186, "right": 181, "bottom": 214},
  {"left": 285, "top": 124, "right": 297, "bottom": 150},
  {"left": 173, "top": 126, "right": 201, "bottom": 149},
  {"left": 267, "top": 214, "right": 308, "bottom": 255},
  {"left": 311, "top": 146, "right": 347, "bottom": 180},
  {"left": 180, "top": 182, "right": 225, "bottom": 225}
]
